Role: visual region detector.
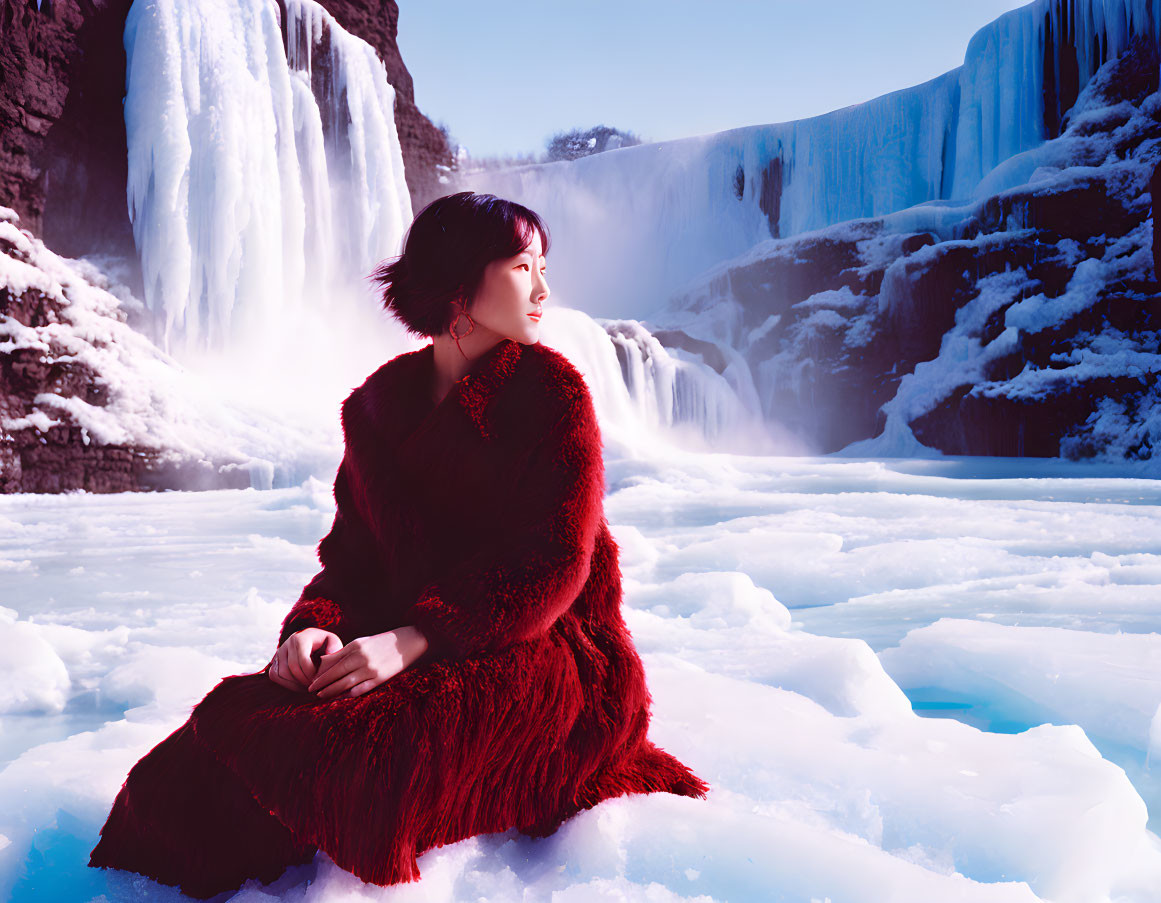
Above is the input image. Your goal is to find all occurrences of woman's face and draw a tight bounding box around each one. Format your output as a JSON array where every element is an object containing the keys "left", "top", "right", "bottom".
[{"left": 466, "top": 231, "right": 549, "bottom": 344}]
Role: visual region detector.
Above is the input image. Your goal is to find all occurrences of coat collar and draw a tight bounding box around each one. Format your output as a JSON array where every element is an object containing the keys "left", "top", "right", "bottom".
[
  {"left": 356, "top": 337, "right": 526, "bottom": 444},
  {"left": 427, "top": 336, "right": 524, "bottom": 440}
]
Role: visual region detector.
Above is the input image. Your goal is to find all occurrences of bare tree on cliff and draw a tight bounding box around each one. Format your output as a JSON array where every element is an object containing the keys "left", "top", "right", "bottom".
[{"left": 545, "top": 126, "right": 642, "bottom": 161}]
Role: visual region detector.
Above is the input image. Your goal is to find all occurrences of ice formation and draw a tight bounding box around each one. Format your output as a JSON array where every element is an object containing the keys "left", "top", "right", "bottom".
[
  {"left": 3, "top": 453, "right": 1161, "bottom": 901},
  {"left": 464, "top": 0, "right": 1161, "bottom": 318},
  {"left": 122, "top": 0, "right": 411, "bottom": 353}
]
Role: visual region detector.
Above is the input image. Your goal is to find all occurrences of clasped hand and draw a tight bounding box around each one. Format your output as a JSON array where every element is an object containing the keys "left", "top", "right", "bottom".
[{"left": 266, "top": 625, "right": 429, "bottom": 700}]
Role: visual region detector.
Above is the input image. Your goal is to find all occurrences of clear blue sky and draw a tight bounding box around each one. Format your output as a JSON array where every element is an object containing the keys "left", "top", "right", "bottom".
[{"left": 396, "top": 0, "right": 1035, "bottom": 160}]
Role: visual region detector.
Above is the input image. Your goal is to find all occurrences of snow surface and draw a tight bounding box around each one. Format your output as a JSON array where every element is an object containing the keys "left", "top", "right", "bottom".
[{"left": 2, "top": 453, "right": 1161, "bottom": 902}]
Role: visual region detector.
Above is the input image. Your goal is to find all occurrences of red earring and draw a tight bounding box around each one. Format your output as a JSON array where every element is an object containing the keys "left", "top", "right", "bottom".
[{"left": 450, "top": 299, "right": 474, "bottom": 357}]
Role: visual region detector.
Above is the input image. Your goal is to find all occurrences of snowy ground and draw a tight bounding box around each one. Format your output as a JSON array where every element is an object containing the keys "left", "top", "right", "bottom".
[{"left": 1, "top": 452, "right": 1160, "bottom": 902}]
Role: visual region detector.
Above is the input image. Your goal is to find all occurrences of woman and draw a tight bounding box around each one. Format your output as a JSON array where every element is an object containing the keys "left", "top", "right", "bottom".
[{"left": 88, "top": 191, "right": 710, "bottom": 898}]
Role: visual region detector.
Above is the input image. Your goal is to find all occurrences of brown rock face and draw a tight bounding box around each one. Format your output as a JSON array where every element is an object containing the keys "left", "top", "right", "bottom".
[
  {"left": 0, "top": 213, "right": 256, "bottom": 493},
  {"left": 0, "top": 0, "right": 138, "bottom": 277},
  {"left": 688, "top": 162, "right": 1160, "bottom": 457},
  {"left": 313, "top": 0, "right": 455, "bottom": 213},
  {"left": 0, "top": 271, "right": 155, "bottom": 494}
]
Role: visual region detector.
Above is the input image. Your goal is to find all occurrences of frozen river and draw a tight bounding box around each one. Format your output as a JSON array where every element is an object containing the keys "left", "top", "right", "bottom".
[{"left": 2, "top": 452, "right": 1160, "bottom": 902}]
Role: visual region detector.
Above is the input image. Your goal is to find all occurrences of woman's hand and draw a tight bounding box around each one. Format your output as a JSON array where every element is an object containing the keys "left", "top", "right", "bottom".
[
  {"left": 307, "top": 625, "right": 429, "bottom": 700},
  {"left": 267, "top": 627, "right": 344, "bottom": 692}
]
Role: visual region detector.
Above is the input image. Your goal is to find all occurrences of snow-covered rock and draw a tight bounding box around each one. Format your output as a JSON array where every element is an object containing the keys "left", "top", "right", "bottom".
[{"left": 0, "top": 208, "right": 335, "bottom": 493}]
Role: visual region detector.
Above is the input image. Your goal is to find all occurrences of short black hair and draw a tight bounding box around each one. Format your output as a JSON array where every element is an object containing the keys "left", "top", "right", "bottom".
[{"left": 368, "top": 191, "right": 552, "bottom": 339}]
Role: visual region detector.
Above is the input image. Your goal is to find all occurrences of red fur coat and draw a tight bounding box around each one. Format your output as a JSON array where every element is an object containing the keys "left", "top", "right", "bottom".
[{"left": 89, "top": 337, "right": 709, "bottom": 898}]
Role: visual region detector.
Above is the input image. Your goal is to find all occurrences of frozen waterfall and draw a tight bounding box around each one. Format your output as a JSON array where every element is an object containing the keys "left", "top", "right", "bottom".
[
  {"left": 462, "top": 0, "right": 1161, "bottom": 324},
  {"left": 539, "top": 312, "right": 796, "bottom": 456},
  {"left": 122, "top": 0, "right": 412, "bottom": 354}
]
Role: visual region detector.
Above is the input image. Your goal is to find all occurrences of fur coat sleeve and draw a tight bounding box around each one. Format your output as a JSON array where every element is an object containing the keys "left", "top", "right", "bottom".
[
  {"left": 408, "top": 381, "right": 604, "bottom": 658},
  {"left": 276, "top": 452, "right": 385, "bottom": 646}
]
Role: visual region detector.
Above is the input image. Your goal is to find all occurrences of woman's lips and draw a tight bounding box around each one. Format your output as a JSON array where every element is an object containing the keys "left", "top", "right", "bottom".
[{"left": 527, "top": 313, "right": 542, "bottom": 321}]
